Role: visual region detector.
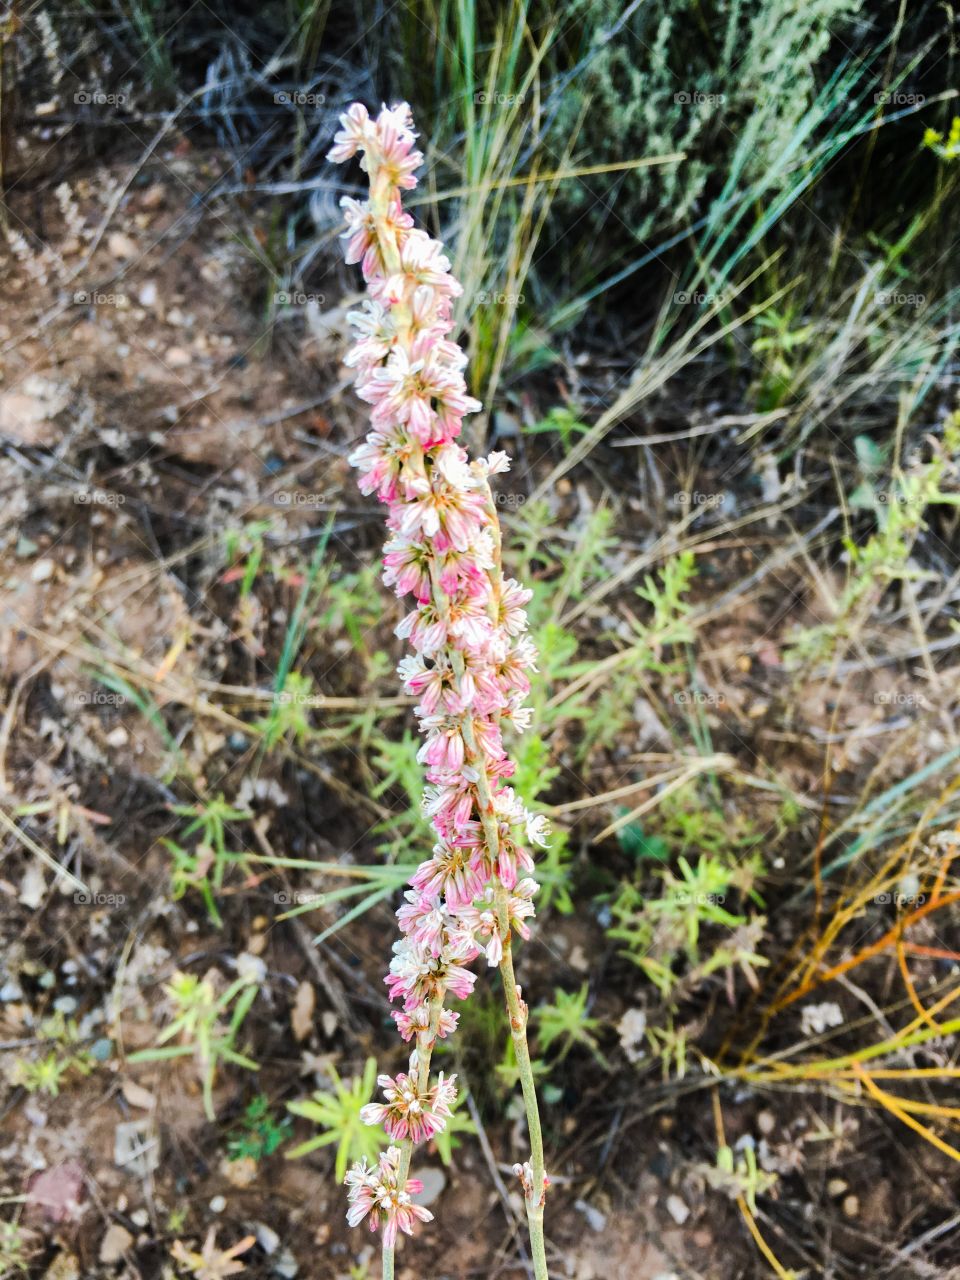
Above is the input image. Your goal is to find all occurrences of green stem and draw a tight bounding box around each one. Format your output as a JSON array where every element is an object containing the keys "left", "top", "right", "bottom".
[
  {"left": 497, "top": 885, "right": 549, "bottom": 1280},
  {"left": 381, "top": 999, "right": 442, "bottom": 1280}
]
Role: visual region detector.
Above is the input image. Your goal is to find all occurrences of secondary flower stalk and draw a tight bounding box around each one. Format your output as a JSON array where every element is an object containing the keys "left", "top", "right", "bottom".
[{"left": 328, "top": 102, "right": 550, "bottom": 1279}]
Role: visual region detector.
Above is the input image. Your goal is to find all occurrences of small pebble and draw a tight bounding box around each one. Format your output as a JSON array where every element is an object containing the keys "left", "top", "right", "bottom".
[
  {"left": 253, "top": 1221, "right": 279, "bottom": 1254},
  {"left": 665, "top": 1194, "right": 690, "bottom": 1225},
  {"left": 842, "top": 1194, "right": 859, "bottom": 1218},
  {"left": 272, "top": 1249, "right": 299, "bottom": 1278},
  {"left": 31, "top": 558, "right": 55, "bottom": 582},
  {"left": 410, "top": 1167, "right": 446, "bottom": 1208},
  {"left": 209, "top": 1195, "right": 227, "bottom": 1213},
  {"left": 757, "top": 1109, "right": 776, "bottom": 1136},
  {"left": 573, "top": 1199, "right": 607, "bottom": 1233}
]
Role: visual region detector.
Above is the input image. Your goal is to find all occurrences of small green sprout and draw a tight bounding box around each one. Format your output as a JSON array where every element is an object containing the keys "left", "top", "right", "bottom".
[
  {"left": 535, "top": 984, "right": 610, "bottom": 1068},
  {"left": 286, "top": 1057, "right": 386, "bottom": 1181},
  {"left": 129, "top": 968, "right": 260, "bottom": 1121}
]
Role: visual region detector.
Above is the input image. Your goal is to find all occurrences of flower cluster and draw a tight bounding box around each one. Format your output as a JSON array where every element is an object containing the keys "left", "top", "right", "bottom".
[
  {"left": 345, "top": 1147, "right": 434, "bottom": 1247},
  {"left": 328, "top": 101, "right": 547, "bottom": 1245}
]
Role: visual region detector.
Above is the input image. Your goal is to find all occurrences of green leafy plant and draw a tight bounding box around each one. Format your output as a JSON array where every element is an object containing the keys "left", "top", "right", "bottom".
[
  {"left": 704, "top": 1141, "right": 779, "bottom": 1213},
  {"left": 164, "top": 795, "right": 253, "bottom": 926},
  {"left": 609, "top": 853, "right": 763, "bottom": 998},
  {"left": 525, "top": 405, "right": 592, "bottom": 454},
  {"left": 0, "top": 1220, "right": 35, "bottom": 1275},
  {"left": 535, "top": 984, "right": 609, "bottom": 1068},
  {"left": 7, "top": 1012, "right": 93, "bottom": 1097},
  {"left": 286, "top": 1057, "right": 386, "bottom": 1180},
  {"left": 256, "top": 670, "right": 316, "bottom": 750},
  {"left": 222, "top": 519, "right": 272, "bottom": 597},
  {"left": 129, "top": 969, "right": 260, "bottom": 1121},
  {"left": 633, "top": 551, "right": 697, "bottom": 658},
  {"left": 227, "top": 1094, "right": 292, "bottom": 1162}
]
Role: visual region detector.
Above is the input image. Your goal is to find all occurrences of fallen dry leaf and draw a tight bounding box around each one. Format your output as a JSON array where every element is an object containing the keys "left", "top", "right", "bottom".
[{"left": 291, "top": 980, "right": 315, "bottom": 1043}]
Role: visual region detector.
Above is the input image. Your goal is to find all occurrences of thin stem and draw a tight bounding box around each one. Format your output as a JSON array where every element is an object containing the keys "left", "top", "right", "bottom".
[
  {"left": 497, "top": 885, "right": 549, "bottom": 1280},
  {"left": 381, "top": 999, "right": 442, "bottom": 1280}
]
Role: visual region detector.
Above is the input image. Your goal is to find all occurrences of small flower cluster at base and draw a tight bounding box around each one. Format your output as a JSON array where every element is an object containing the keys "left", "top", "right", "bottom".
[
  {"left": 329, "top": 100, "right": 550, "bottom": 1245},
  {"left": 345, "top": 1147, "right": 433, "bottom": 1247},
  {"left": 513, "top": 1160, "right": 551, "bottom": 1205}
]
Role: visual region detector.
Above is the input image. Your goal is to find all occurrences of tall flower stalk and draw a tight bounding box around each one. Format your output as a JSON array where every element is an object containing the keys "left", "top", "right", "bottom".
[{"left": 328, "top": 102, "right": 550, "bottom": 1279}]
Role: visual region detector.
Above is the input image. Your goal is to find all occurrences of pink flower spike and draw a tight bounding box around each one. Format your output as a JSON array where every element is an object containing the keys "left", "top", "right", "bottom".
[{"left": 332, "top": 100, "right": 549, "bottom": 1255}]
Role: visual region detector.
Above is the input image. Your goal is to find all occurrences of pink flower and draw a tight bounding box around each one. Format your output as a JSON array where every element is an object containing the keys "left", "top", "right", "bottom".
[
  {"left": 392, "top": 1003, "right": 460, "bottom": 1043},
  {"left": 345, "top": 1146, "right": 433, "bottom": 1245},
  {"left": 327, "top": 103, "right": 372, "bottom": 163},
  {"left": 410, "top": 841, "right": 487, "bottom": 909},
  {"left": 361, "top": 1070, "right": 458, "bottom": 1144},
  {"left": 396, "top": 890, "right": 447, "bottom": 957}
]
